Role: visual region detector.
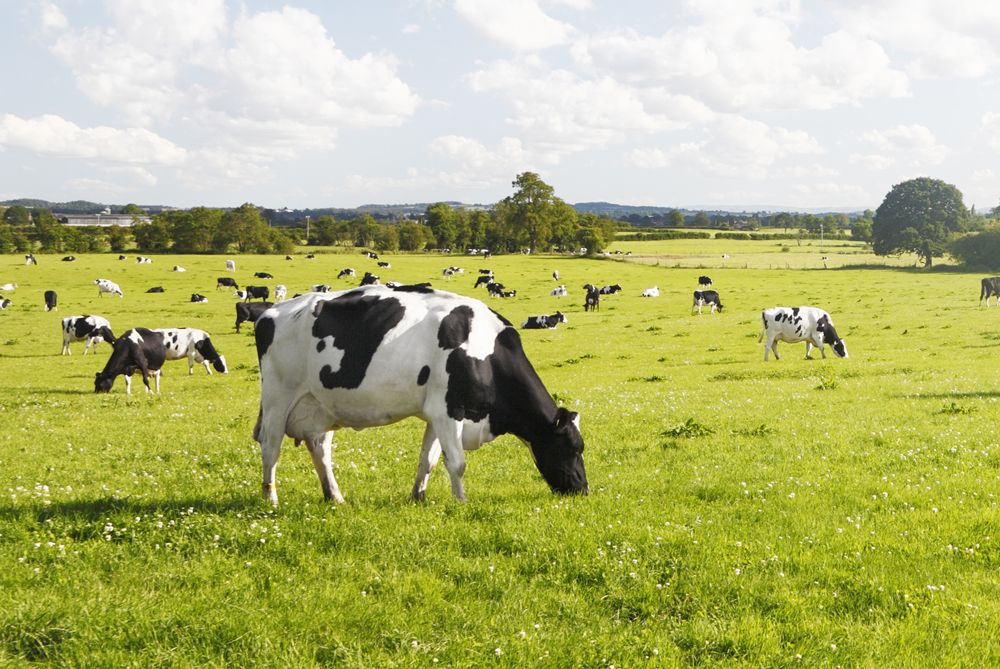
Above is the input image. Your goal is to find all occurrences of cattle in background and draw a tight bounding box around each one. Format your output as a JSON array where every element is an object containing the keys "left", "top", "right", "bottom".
[
  {"left": 377, "top": 261, "right": 391, "bottom": 268},
  {"left": 62, "top": 256, "right": 76, "bottom": 262},
  {"left": 217, "top": 277, "right": 239, "bottom": 290},
  {"left": 191, "top": 293, "right": 208, "bottom": 302},
  {"left": 254, "top": 272, "right": 273, "bottom": 279},
  {"left": 311, "top": 284, "right": 331, "bottom": 293},
  {"left": 94, "top": 328, "right": 166, "bottom": 395},
  {"left": 759, "top": 306, "right": 847, "bottom": 361},
  {"left": 147, "top": 286, "right": 165, "bottom": 293},
  {"left": 337, "top": 268, "right": 356, "bottom": 279},
  {"left": 25, "top": 254, "right": 37, "bottom": 265},
  {"left": 0, "top": 298, "right": 10, "bottom": 310},
  {"left": 447, "top": 266, "right": 464, "bottom": 275},
  {"left": 360, "top": 272, "right": 379, "bottom": 286},
  {"left": 551, "top": 285, "right": 567, "bottom": 297},
  {"left": 61, "top": 315, "right": 116, "bottom": 355},
  {"left": 285, "top": 255, "right": 294, "bottom": 260},
  {"left": 474, "top": 274, "right": 493, "bottom": 289},
  {"left": 599, "top": 284, "right": 622, "bottom": 295},
  {"left": 698, "top": 275, "right": 713, "bottom": 288},
  {"left": 0, "top": 282, "right": 16, "bottom": 291},
  {"left": 118, "top": 255, "right": 127, "bottom": 260},
  {"left": 521, "top": 311, "right": 567, "bottom": 329},
  {"left": 584, "top": 284, "right": 600, "bottom": 312},
  {"left": 235, "top": 301, "right": 273, "bottom": 333},
  {"left": 365, "top": 251, "right": 379, "bottom": 259},
  {"left": 233, "top": 290, "right": 248, "bottom": 300},
  {"left": 252, "top": 285, "right": 587, "bottom": 504},
  {"left": 136, "top": 256, "right": 152, "bottom": 264},
  {"left": 305, "top": 253, "right": 316, "bottom": 260},
  {"left": 478, "top": 268, "right": 493, "bottom": 275},
  {"left": 274, "top": 285, "right": 288, "bottom": 302},
  {"left": 641, "top": 286, "right": 660, "bottom": 298},
  {"left": 225, "top": 259, "right": 236, "bottom": 271},
  {"left": 552, "top": 270, "right": 559, "bottom": 281},
  {"left": 244, "top": 285, "right": 270, "bottom": 302},
  {"left": 155, "top": 328, "right": 228, "bottom": 375},
  {"left": 172, "top": 265, "right": 186, "bottom": 272},
  {"left": 443, "top": 268, "right": 456, "bottom": 278},
  {"left": 980, "top": 277, "right": 1000, "bottom": 307},
  {"left": 486, "top": 281, "right": 506, "bottom": 297},
  {"left": 692, "top": 290, "right": 723, "bottom": 314},
  {"left": 95, "top": 279, "right": 123, "bottom": 298},
  {"left": 44, "top": 290, "right": 57, "bottom": 311}
]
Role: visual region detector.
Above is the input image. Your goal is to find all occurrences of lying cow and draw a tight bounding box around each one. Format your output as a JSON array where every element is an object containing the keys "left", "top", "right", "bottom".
[
  {"left": 692, "top": 290, "right": 723, "bottom": 314},
  {"left": 155, "top": 328, "right": 228, "bottom": 375},
  {"left": 147, "top": 286, "right": 165, "bottom": 293},
  {"left": 599, "top": 284, "right": 622, "bottom": 295},
  {"left": 191, "top": 293, "right": 208, "bottom": 302},
  {"left": 641, "top": 286, "right": 660, "bottom": 298},
  {"left": 254, "top": 272, "right": 274, "bottom": 279},
  {"left": 521, "top": 312, "right": 567, "bottom": 329},
  {"left": 61, "top": 315, "right": 116, "bottom": 355},
  {"left": 217, "top": 277, "right": 239, "bottom": 290},
  {"left": 980, "top": 277, "right": 1000, "bottom": 307},
  {"left": 136, "top": 256, "right": 153, "bottom": 264},
  {"left": 759, "top": 306, "right": 848, "bottom": 361},
  {"left": 359, "top": 272, "right": 379, "bottom": 286},
  {"left": 252, "top": 285, "right": 588, "bottom": 505},
  {"left": 94, "top": 328, "right": 165, "bottom": 394},
  {"left": 235, "top": 301, "right": 273, "bottom": 333},
  {"left": 337, "top": 268, "right": 356, "bottom": 279},
  {"left": 551, "top": 285, "right": 568, "bottom": 297},
  {"left": 95, "top": 278, "right": 123, "bottom": 298}
]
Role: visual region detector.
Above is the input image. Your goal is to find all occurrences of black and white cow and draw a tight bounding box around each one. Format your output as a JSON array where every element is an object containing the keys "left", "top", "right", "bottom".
[
  {"left": 478, "top": 268, "right": 493, "bottom": 275},
  {"left": 274, "top": 285, "right": 288, "bottom": 302},
  {"left": 235, "top": 301, "right": 274, "bottom": 333},
  {"left": 25, "top": 254, "right": 37, "bottom": 265},
  {"left": 551, "top": 285, "right": 568, "bottom": 297},
  {"left": 377, "top": 261, "right": 391, "bottom": 268},
  {"left": 44, "top": 290, "right": 57, "bottom": 311},
  {"left": 365, "top": 251, "right": 379, "bottom": 259},
  {"left": 305, "top": 253, "right": 316, "bottom": 260},
  {"left": 486, "top": 281, "right": 506, "bottom": 297},
  {"left": 252, "top": 286, "right": 588, "bottom": 504},
  {"left": 474, "top": 274, "right": 494, "bottom": 289},
  {"left": 191, "top": 293, "right": 208, "bottom": 302},
  {"left": 360, "top": 272, "right": 380, "bottom": 286},
  {"left": 147, "top": 286, "right": 165, "bottom": 293},
  {"left": 94, "top": 328, "right": 166, "bottom": 395},
  {"left": 136, "top": 256, "right": 152, "bottom": 264},
  {"left": 641, "top": 286, "right": 659, "bottom": 298},
  {"left": 244, "top": 285, "right": 270, "bottom": 302},
  {"left": 62, "top": 256, "right": 76, "bottom": 262},
  {"left": 599, "top": 284, "right": 622, "bottom": 295},
  {"left": 698, "top": 275, "right": 713, "bottom": 288},
  {"left": 311, "top": 284, "right": 331, "bottom": 293},
  {"left": 95, "top": 279, "right": 123, "bottom": 298},
  {"left": 0, "top": 297, "right": 10, "bottom": 310},
  {"left": 337, "top": 268, "right": 356, "bottom": 279},
  {"left": 584, "top": 284, "right": 600, "bottom": 312},
  {"left": 759, "top": 306, "right": 848, "bottom": 361},
  {"left": 217, "top": 277, "right": 239, "bottom": 290},
  {"left": 172, "top": 265, "right": 186, "bottom": 272},
  {"left": 521, "top": 311, "right": 567, "bottom": 329},
  {"left": 980, "top": 277, "right": 1000, "bottom": 307},
  {"left": 692, "top": 290, "right": 723, "bottom": 314},
  {"left": 254, "top": 271, "right": 274, "bottom": 279},
  {"left": 154, "top": 328, "right": 228, "bottom": 375},
  {"left": 61, "top": 315, "right": 116, "bottom": 355},
  {"left": 118, "top": 254, "right": 127, "bottom": 260}
]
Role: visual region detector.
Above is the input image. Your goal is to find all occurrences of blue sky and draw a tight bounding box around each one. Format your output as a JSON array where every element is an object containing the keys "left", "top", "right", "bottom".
[{"left": 1, "top": 1, "right": 999, "bottom": 212}]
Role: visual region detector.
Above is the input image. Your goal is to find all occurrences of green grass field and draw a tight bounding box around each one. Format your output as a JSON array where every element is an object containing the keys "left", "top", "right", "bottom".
[{"left": 0, "top": 244, "right": 997, "bottom": 666}]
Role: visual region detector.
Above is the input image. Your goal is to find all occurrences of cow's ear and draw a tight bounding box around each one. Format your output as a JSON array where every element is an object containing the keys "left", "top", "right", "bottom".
[{"left": 554, "top": 407, "right": 578, "bottom": 430}]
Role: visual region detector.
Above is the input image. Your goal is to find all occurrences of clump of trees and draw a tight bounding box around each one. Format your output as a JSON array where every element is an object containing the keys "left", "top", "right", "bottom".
[{"left": 873, "top": 177, "right": 970, "bottom": 268}]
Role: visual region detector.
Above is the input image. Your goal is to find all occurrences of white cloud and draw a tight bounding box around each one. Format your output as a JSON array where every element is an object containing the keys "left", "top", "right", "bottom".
[
  {"left": 981, "top": 112, "right": 1000, "bottom": 151},
  {"left": 38, "top": 1, "right": 68, "bottom": 32},
  {"left": 402, "top": 24, "right": 421, "bottom": 34},
  {"left": 859, "top": 124, "right": 947, "bottom": 165},
  {"left": 849, "top": 153, "right": 895, "bottom": 171},
  {"left": 454, "top": 0, "right": 574, "bottom": 51}
]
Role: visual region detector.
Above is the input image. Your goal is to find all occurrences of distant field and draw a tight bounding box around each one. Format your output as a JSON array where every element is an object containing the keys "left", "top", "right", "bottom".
[{"left": 0, "top": 246, "right": 997, "bottom": 666}]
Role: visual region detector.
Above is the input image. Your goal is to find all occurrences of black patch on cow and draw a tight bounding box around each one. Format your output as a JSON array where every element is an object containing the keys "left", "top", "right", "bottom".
[
  {"left": 312, "top": 293, "right": 406, "bottom": 389},
  {"left": 792, "top": 307, "right": 800, "bottom": 317},
  {"left": 255, "top": 316, "right": 275, "bottom": 360},
  {"left": 488, "top": 308, "right": 512, "bottom": 327},
  {"left": 438, "top": 305, "right": 474, "bottom": 349},
  {"left": 444, "top": 347, "right": 495, "bottom": 422},
  {"left": 417, "top": 365, "right": 430, "bottom": 386},
  {"left": 316, "top": 339, "right": 326, "bottom": 352},
  {"left": 391, "top": 283, "right": 435, "bottom": 294},
  {"left": 73, "top": 317, "right": 95, "bottom": 339}
]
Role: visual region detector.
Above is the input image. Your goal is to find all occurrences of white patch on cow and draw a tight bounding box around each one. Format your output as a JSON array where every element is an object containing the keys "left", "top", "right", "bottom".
[{"left": 127, "top": 330, "right": 143, "bottom": 344}]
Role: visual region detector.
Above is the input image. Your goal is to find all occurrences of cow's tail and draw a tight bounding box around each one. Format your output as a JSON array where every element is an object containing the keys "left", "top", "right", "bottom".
[
  {"left": 252, "top": 405, "right": 263, "bottom": 442},
  {"left": 757, "top": 313, "right": 766, "bottom": 342},
  {"left": 981, "top": 278, "right": 989, "bottom": 306}
]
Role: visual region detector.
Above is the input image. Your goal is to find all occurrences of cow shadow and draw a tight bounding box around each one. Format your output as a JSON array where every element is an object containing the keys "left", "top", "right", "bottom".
[
  {"left": 897, "top": 390, "right": 1000, "bottom": 400},
  {"left": 0, "top": 494, "right": 261, "bottom": 523}
]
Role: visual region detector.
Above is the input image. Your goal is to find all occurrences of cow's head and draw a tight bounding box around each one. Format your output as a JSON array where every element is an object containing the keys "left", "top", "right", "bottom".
[
  {"left": 213, "top": 355, "right": 229, "bottom": 374},
  {"left": 530, "top": 408, "right": 588, "bottom": 495},
  {"left": 94, "top": 371, "right": 114, "bottom": 393},
  {"left": 819, "top": 316, "right": 848, "bottom": 358}
]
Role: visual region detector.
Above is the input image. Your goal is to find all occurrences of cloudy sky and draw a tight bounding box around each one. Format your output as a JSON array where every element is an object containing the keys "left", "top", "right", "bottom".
[{"left": 1, "top": 0, "right": 999, "bottom": 211}]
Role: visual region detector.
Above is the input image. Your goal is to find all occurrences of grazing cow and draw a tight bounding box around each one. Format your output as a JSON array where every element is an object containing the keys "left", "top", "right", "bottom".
[
  {"left": 25, "top": 254, "right": 37, "bottom": 265},
  {"left": 94, "top": 328, "right": 166, "bottom": 395},
  {"left": 980, "top": 277, "right": 1000, "bottom": 307},
  {"left": 360, "top": 272, "right": 379, "bottom": 286},
  {"left": 311, "top": 284, "right": 331, "bottom": 293},
  {"left": 191, "top": 293, "right": 208, "bottom": 303},
  {"left": 447, "top": 266, "right": 464, "bottom": 275},
  {"left": 61, "top": 315, "right": 116, "bottom": 355},
  {"left": 474, "top": 274, "right": 494, "bottom": 289},
  {"left": 62, "top": 256, "right": 76, "bottom": 262},
  {"left": 0, "top": 298, "right": 10, "bottom": 310},
  {"left": 759, "top": 306, "right": 848, "bottom": 361},
  {"left": 225, "top": 259, "right": 236, "bottom": 271},
  {"left": 252, "top": 285, "right": 588, "bottom": 504},
  {"left": 235, "top": 301, "right": 274, "bottom": 333},
  {"left": 641, "top": 286, "right": 660, "bottom": 298},
  {"left": 217, "top": 277, "right": 239, "bottom": 290},
  {"left": 478, "top": 268, "right": 493, "bottom": 275},
  {"left": 377, "top": 261, "right": 391, "bottom": 268},
  {"left": 173, "top": 265, "right": 186, "bottom": 272},
  {"left": 698, "top": 275, "right": 713, "bottom": 288},
  {"left": 584, "top": 284, "right": 600, "bottom": 312},
  {"left": 499, "top": 290, "right": 517, "bottom": 298},
  {"left": 599, "top": 284, "right": 622, "bottom": 295},
  {"left": 551, "top": 285, "right": 568, "bottom": 297},
  {"left": 0, "top": 282, "right": 16, "bottom": 291},
  {"left": 44, "top": 290, "right": 57, "bottom": 311},
  {"left": 274, "top": 285, "right": 288, "bottom": 302},
  {"left": 691, "top": 290, "right": 723, "bottom": 314},
  {"left": 136, "top": 256, "right": 152, "bottom": 264},
  {"left": 95, "top": 279, "right": 123, "bottom": 298},
  {"left": 147, "top": 286, "right": 165, "bottom": 293},
  {"left": 521, "top": 311, "right": 567, "bottom": 329},
  {"left": 154, "top": 328, "right": 227, "bottom": 375},
  {"left": 337, "top": 268, "right": 356, "bottom": 279},
  {"left": 254, "top": 272, "right": 273, "bottom": 279},
  {"left": 244, "top": 285, "right": 270, "bottom": 302}
]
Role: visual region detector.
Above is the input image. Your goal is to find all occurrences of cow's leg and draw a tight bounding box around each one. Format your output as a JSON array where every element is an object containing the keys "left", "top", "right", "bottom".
[
  {"left": 819, "top": 344, "right": 827, "bottom": 359},
  {"left": 124, "top": 374, "right": 132, "bottom": 395},
  {"left": 259, "top": 427, "right": 283, "bottom": 506},
  {"left": 412, "top": 423, "right": 442, "bottom": 502},
  {"left": 768, "top": 339, "right": 780, "bottom": 361},
  {"left": 305, "top": 430, "right": 345, "bottom": 504},
  {"left": 434, "top": 420, "right": 468, "bottom": 502},
  {"left": 153, "top": 369, "right": 161, "bottom": 393}
]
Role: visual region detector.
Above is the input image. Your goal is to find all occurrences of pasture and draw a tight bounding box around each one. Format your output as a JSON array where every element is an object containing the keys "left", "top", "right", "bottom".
[{"left": 0, "top": 246, "right": 997, "bottom": 666}]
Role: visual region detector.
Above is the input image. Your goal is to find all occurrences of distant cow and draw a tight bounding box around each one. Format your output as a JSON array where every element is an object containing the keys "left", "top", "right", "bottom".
[
  {"left": 0, "top": 282, "right": 17, "bottom": 291},
  {"left": 44, "top": 290, "right": 57, "bottom": 311},
  {"left": 474, "top": 274, "right": 494, "bottom": 288},
  {"left": 980, "top": 277, "right": 1000, "bottom": 307},
  {"left": 274, "top": 285, "right": 288, "bottom": 302},
  {"left": 551, "top": 285, "right": 568, "bottom": 297},
  {"left": 25, "top": 254, "right": 37, "bottom": 265},
  {"left": 225, "top": 259, "right": 236, "bottom": 271},
  {"left": 599, "top": 284, "right": 622, "bottom": 295},
  {"left": 136, "top": 256, "right": 152, "bottom": 264},
  {"left": 118, "top": 255, "right": 127, "bottom": 260},
  {"left": 552, "top": 270, "right": 559, "bottom": 281},
  {"left": 217, "top": 277, "right": 239, "bottom": 290},
  {"left": 698, "top": 275, "right": 713, "bottom": 288},
  {"left": 147, "top": 286, "right": 165, "bottom": 293},
  {"left": 365, "top": 251, "right": 379, "bottom": 259},
  {"left": 94, "top": 328, "right": 166, "bottom": 395},
  {"left": 759, "top": 306, "right": 848, "bottom": 361},
  {"left": 641, "top": 286, "right": 660, "bottom": 298},
  {"left": 692, "top": 290, "right": 723, "bottom": 314},
  {"left": 360, "top": 272, "right": 380, "bottom": 286},
  {"left": 251, "top": 285, "right": 587, "bottom": 504},
  {"left": 254, "top": 272, "right": 273, "bottom": 279},
  {"left": 95, "top": 278, "right": 123, "bottom": 298},
  {"left": 305, "top": 253, "right": 316, "bottom": 260},
  {"left": 337, "top": 268, "right": 356, "bottom": 279},
  {"left": 584, "top": 284, "right": 600, "bottom": 312},
  {"left": 311, "top": 284, "right": 331, "bottom": 293},
  {"left": 0, "top": 297, "right": 10, "bottom": 310},
  {"left": 521, "top": 311, "right": 567, "bottom": 329},
  {"left": 173, "top": 265, "right": 186, "bottom": 272},
  {"left": 377, "top": 261, "right": 391, "bottom": 268},
  {"left": 244, "top": 285, "right": 270, "bottom": 302},
  {"left": 62, "top": 256, "right": 76, "bottom": 262},
  {"left": 191, "top": 293, "right": 208, "bottom": 303},
  {"left": 155, "top": 328, "right": 228, "bottom": 375},
  {"left": 61, "top": 315, "right": 116, "bottom": 355},
  {"left": 235, "top": 301, "right": 274, "bottom": 333},
  {"left": 478, "top": 268, "right": 493, "bottom": 275}
]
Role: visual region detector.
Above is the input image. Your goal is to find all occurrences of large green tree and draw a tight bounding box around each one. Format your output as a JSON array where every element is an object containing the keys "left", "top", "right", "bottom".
[
  {"left": 873, "top": 177, "right": 969, "bottom": 268},
  {"left": 495, "top": 172, "right": 573, "bottom": 252}
]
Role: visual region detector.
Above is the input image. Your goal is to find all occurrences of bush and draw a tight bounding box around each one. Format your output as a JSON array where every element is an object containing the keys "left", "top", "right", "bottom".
[{"left": 949, "top": 229, "right": 1000, "bottom": 269}]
